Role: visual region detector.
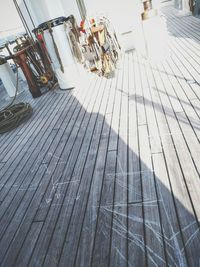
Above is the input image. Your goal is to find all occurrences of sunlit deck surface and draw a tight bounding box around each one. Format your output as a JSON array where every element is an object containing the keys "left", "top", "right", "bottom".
[{"left": 0, "top": 5, "right": 200, "bottom": 267}]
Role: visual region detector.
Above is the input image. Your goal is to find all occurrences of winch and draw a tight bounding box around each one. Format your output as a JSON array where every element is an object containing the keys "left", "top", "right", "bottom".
[{"left": 3, "top": 35, "right": 56, "bottom": 98}]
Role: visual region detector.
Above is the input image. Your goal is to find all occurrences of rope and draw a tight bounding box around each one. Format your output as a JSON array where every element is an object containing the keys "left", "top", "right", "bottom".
[
  {"left": 0, "top": 65, "right": 33, "bottom": 134},
  {"left": 47, "top": 22, "right": 64, "bottom": 73},
  {"left": 64, "top": 22, "right": 76, "bottom": 60}
]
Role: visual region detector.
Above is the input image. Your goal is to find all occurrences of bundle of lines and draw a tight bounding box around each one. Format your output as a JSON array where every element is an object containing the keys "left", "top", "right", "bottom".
[
  {"left": 68, "top": 15, "right": 121, "bottom": 77},
  {"left": 0, "top": 102, "right": 32, "bottom": 134}
]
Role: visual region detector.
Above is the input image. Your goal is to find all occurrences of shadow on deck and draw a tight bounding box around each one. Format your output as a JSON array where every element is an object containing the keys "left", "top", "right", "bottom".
[{"left": 0, "top": 4, "right": 200, "bottom": 267}]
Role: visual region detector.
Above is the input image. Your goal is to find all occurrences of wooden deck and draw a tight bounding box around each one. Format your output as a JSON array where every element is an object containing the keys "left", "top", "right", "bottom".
[{"left": 0, "top": 5, "right": 200, "bottom": 267}]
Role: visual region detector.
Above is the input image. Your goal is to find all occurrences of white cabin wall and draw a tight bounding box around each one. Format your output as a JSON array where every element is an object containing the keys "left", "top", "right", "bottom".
[
  {"left": 19, "top": 0, "right": 82, "bottom": 29},
  {"left": 60, "top": 0, "right": 82, "bottom": 23},
  {"left": 83, "top": 0, "right": 143, "bottom": 34},
  {"left": 19, "top": 0, "right": 143, "bottom": 34},
  {"left": 21, "top": 0, "right": 65, "bottom": 27}
]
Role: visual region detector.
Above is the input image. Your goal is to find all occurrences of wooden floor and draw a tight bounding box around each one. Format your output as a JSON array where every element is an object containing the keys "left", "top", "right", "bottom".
[{"left": 0, "top": 5, "right": 200, "bottom": 267}]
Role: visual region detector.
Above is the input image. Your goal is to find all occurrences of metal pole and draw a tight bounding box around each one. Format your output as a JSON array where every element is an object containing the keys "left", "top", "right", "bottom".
[
  {"left": 22, "top": 0, "right": 36, "bottom": 28},
  {"left": 76, "top": 0, "right": 87, "bottom": 19},
  {"left": 13, "top": 0, "right": 34, "bottom": 40},
  {"left": 13, "top": 0, "right": 29, "bottom": 35}
]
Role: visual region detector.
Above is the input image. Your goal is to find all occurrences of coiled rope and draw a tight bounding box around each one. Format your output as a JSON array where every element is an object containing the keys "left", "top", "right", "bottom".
[{"left": 0, "top": 65, "right": 33, "bottom": 134}]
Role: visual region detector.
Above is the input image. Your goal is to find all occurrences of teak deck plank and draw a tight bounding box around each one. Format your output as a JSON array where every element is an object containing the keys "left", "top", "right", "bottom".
[{"left": 0, "top": 4, "right": 200, "bottom": 267}]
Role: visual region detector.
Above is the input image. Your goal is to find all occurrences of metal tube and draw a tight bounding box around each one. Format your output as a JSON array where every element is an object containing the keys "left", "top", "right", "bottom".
[
  {"left": 76, "top": 0, "right": 87, "bottom": 19},
  {"left": 22, "top": 0, "right": 36, "bottom": 28},
  {"left": 13, "top": 0, "right": 29, "bottom": 35},
  {"left": 13, "top": 0, "right": 34, "bottom": 40}
]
